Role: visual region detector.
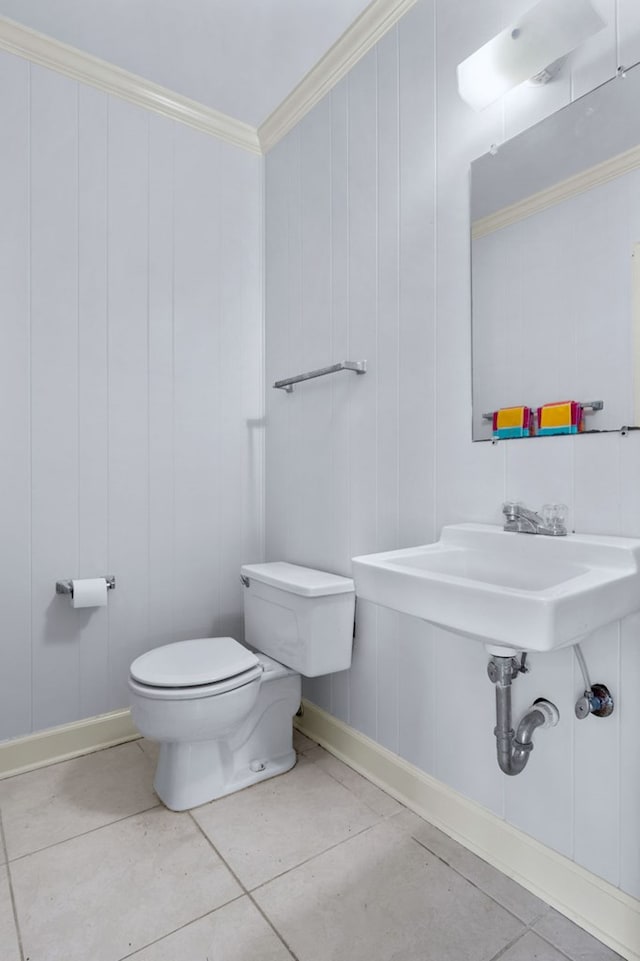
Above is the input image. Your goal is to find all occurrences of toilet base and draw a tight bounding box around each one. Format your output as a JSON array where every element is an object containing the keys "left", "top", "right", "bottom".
[
  {"left": 154, "top": 742, "right": 296, "bottom": 810},
  {"left": 149, "top": 663, "right": 301, "bottom": 811}
]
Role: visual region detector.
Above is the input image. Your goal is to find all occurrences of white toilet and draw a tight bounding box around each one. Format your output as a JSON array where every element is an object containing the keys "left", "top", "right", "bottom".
[{"left": 128, "top": 562, "right": 355, "bottom": 811}]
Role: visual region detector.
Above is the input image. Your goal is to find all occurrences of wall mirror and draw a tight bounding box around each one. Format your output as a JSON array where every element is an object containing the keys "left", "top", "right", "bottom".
[{"left": 471, "top": 61, "right": 640, "bottom": 441}]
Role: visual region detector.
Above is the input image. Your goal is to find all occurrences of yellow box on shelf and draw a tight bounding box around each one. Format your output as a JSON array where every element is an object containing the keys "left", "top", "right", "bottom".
[
  {"left": 492, "top": 406, "right": 533, "bottom": 439},
  {"left": 537, "top": 401, "right": 583, "bottom": 435}
]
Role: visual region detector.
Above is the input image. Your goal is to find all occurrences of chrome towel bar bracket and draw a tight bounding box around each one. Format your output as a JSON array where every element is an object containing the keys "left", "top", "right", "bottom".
[{"left": 273, "top": 360, "right": 367, "bottom": 392}]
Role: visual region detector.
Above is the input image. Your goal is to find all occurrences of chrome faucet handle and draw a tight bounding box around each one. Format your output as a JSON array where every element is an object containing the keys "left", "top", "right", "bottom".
[
  {"left": 502, "top": 501, "right": 523, "bottom": 520},
  {"left": 540, "top": 503, "right": 568, "bottom": 536},
  {"left": 502, "top": 501, "right": 539, "bottom": 524},
  {"left": 502, "top": 501, "right": 536, "bottom": 534}
]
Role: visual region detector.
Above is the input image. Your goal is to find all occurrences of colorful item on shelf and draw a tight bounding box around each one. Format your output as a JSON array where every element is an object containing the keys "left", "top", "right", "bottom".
[
  {"left": 492, "top": 406, "right": 534, "bottom": 439},
  {"left": 537, "top": 400, "right": 583, "bottom": 436}
]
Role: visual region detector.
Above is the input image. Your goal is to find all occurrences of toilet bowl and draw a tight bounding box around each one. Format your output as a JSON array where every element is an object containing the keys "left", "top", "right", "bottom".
[
  {"left": 129, "top": 562, "right": 355, "bottom": 811},
  {"left": 129, "top": 638, "right": 301, "bottom": 810}
]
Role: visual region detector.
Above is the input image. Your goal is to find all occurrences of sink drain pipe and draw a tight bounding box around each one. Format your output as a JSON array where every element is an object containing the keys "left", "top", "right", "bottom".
[{"left": 488, "top": 656, "right": 560, "bottom": 776}]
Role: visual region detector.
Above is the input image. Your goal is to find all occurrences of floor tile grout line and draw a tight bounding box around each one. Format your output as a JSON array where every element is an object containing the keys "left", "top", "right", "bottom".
[
  {"left": 306, "top": 771, "right": 388, "bottom": 820},
  {"left": 488, "top": 925, "right": 597, "bottom": 961},
  {"left": 485, "top": 908, "right": 578, "bottom": 961},
  {"left": 303, "top": 751, "right": 611, "bottom": 960},
  {"left": 187, "top": 811, "right": 300, "bottom": 961},
  {"left": 244, "top": 891, "right": 300, "bottom": 961},
  {"left": 303, "top": 746, "right": 400, "bottom": 820},
  {"left": 246, "top": 820, "right": 379, "bottom": 895},
  {"left": 0, "top": 810, "right": 26, "bottom": 961},
  {"left": 6, "top": 802, "right": 162, "bottom": 865},
  {"left": 410, "top": 834, "right": 549, "bottom": 931},
  {"left": 302, "top": 746, "right": 619, "bottom": 959},
  {"left": 533, "top": 928, "right": 617, "bottom": 961},
  {"left": 114, "top": 897, "right": 246, "bottom": 961},
  {"left": 190, "top": 805, "right": 556, "bottom": 961},
  {"left": 486, "top": 929, "right": 530, "bottom": 961},
  {"left": 411, "top": 829, "right": 608, "bottom": 961}
]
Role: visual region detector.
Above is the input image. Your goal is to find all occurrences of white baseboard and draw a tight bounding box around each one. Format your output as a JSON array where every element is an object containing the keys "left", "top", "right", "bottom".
[
  {"left": 295, "top": 699, "right": 640, "bottom": 961},
  {"left": 0, "top": 709, "right": 139, "bottom": 780}
]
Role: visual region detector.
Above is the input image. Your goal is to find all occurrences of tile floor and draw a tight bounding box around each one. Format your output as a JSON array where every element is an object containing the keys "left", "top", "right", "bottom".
[{"left": 0, "top": 729, "right": 624, "bottom": 961}]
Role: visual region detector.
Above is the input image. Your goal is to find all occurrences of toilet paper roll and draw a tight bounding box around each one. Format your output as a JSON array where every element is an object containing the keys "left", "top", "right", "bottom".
[{"left": 71, "top": 578, "right": 108, "bottom": 609}]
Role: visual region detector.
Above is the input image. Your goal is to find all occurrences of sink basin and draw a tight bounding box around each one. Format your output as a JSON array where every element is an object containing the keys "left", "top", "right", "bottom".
[{"left": 352, "top": 524, "right": 640, "bottom": 652}]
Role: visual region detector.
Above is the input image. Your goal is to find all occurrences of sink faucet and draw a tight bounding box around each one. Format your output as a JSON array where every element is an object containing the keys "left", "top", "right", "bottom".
[{"left": 502, "top": 502, "right": 568, "bottom": 536}]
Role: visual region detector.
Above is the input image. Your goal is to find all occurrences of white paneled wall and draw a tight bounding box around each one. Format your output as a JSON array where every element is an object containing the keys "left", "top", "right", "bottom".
[
  {"left": 0, "top": 50, "right": 263, "bottom": 737},
  {"left": 265, "top": 0, "right": 640, "bottom": 896}
]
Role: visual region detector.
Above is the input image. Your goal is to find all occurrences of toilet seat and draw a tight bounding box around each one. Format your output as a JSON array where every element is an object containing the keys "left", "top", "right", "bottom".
[
  {"left": 130, "top": 636, "right": 259, "bottom": 688},
  {"left": 129, "top": 636, "right": 263, "bottom": 701},
  {"left": 128, "top": 663, "right": 263, "bottom": 701}
]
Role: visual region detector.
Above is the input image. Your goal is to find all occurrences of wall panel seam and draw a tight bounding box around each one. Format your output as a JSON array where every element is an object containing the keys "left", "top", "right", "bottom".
[
  {"left": 76, "top": 78, "right": 81, "bottom": 713},
  {"left": 105, "top": 96, "right": 111, "bottom": 704},
  {"left": 27, "top": 60, "right": 33, "bottom": 736}
]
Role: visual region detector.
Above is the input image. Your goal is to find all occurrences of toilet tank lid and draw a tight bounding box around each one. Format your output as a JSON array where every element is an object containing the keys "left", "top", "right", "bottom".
[
  {"left": 130, "top": 637, "right": 259, "bottom": 687},
  {"left": 241, "top": 562, "right": 354, "bottom": 597}
]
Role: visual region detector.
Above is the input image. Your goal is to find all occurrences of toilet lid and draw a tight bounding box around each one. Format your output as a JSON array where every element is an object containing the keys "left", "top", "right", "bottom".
[{"left": 130, "top": 637, "right": 260, "bottom": 688}]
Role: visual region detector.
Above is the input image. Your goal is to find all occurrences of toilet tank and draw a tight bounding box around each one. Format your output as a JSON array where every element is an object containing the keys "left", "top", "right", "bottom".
[{"left": 241, "top": 562, "right": 355, "bottom": 676}]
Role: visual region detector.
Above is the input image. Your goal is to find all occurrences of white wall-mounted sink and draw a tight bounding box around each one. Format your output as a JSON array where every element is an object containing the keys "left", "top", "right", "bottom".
[{"left": 352, "top": 524, "right": 640, "bottom": 652}]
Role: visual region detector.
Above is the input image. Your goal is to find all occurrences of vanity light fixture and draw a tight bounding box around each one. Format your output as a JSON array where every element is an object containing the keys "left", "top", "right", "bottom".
[{"left": 457, "top": 0, "right": 605, "bottom": 111}]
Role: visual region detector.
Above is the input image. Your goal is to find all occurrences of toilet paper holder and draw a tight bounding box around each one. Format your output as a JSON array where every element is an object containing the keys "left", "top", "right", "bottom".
[{"left": 56, "top": 576, "right": 116, "bottom": 597}]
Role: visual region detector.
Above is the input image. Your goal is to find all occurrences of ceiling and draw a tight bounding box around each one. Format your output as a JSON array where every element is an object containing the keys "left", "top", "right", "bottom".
[{"left": 0, "top": 0, "right": 374, "bottom": 126}]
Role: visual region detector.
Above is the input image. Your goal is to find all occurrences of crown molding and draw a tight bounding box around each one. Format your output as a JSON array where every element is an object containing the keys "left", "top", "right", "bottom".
[
  {"left": 0, "top": 15, "right": 261, "bottom": 154},
  {"left": 258, "top": 0, "right": 419, "bottom": 152},
  {"left": 0, "top": 1, "right": 421, "bottom": 156},
  {"left": 472, "top": 142, "right": 640, "bottom": 240}
]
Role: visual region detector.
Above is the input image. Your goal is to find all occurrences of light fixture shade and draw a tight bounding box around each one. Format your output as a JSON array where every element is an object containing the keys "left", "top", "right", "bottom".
[{"left": 457, "top": 0, "right": 606, "bottom": 111}]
